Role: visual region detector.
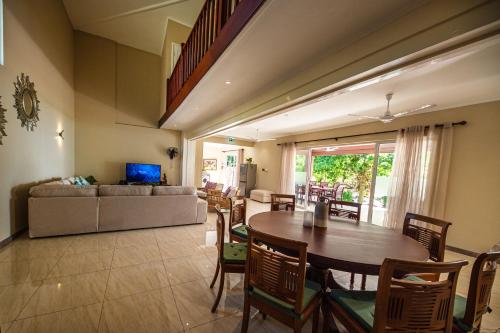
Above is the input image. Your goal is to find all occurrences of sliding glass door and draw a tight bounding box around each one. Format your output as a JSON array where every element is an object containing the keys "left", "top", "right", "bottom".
[{"left": 295, "top": 142, "right": 394, "bottom": 223}]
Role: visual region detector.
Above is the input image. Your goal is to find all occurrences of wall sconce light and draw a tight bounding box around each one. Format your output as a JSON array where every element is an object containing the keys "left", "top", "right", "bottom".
[{"left": 57, "top": 130, "right": 64, "bottom": 140}]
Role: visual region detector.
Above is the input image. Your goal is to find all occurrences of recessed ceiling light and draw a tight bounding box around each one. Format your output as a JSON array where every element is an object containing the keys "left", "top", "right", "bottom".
[{"left": 225, "top": 80, "right": 231, "bottom": 85}]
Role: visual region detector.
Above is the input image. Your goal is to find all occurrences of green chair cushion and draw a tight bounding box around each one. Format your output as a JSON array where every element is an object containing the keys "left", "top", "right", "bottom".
[
  {"left": 231, "top": 225, "right": 248, "bottom": 239},
  {"left": 453, "top": 295, "right": 472, "bottom": 332},
  {"left": 222, "top": 243, "right": 247, "bottom": 264},
  {"left": 249, "top": 280, "right": 321, "bottom": 319},
  {"left": 329, "top": 290, "right": 376, "bottom": 331},
  {"left": 404, "top": 275, "right": 471, "bottom": 332}
]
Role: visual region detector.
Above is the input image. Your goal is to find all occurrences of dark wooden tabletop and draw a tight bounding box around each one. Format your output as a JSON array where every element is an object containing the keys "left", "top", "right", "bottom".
[{"left": 249, "top": 211, "right": 429, "bottom": 275}]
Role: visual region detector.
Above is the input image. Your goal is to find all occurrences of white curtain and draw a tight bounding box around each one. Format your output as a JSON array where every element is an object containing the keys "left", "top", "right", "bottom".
[
  {"left": 383, "top": 124, "right": 453, "bottom": 229},
  {"left": 279, "top": 142, "right": 296, "bottom": 195}
]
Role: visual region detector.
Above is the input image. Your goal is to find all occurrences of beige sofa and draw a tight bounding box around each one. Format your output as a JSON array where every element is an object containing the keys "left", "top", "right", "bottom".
[{"left": 28, "top": 184, "right": 207, "bottom": 238}]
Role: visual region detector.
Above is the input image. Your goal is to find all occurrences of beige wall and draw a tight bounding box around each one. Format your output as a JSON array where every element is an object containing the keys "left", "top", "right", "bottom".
[
  {"left": 0, "top": 0, "right": 75, "bottom": 241},
  {"left": 160, "top": 20, "right": 191, "bottom": 119},
  {"left": 253, "top": 102, "right": 500, "bottom": 253},
  {"left": 75, "top": 32, "right": 181, "bottom": 185}
]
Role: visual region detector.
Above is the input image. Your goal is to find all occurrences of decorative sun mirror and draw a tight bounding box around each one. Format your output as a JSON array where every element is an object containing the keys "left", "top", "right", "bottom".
[
  {"left": 0, "top": 97, "right": 6, "bottom": 145},
  {"left": 13, "top": 73, "right": 40, "bottom": 131}
]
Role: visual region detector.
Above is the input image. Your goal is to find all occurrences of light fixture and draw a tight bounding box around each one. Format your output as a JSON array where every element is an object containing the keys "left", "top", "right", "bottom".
[
  {"left": 57, "top": 130, "right": 64, "bottom": 140},
  {"left": 347, "top": 70, "right": 402, "bottom": 92},
  {"left": 224, "top": 80, "right": 231, "bottom": 85}
]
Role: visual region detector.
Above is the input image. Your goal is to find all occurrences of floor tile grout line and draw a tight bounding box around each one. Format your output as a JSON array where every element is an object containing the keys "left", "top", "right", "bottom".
[
  {"left": 9, "top": 244, "right": 71, "bottom": 323},
  {"left": 96, "top": 242, "right": 116, "bottom": 332},
  {"left": 7, "top": 301, "right": 103, "bottom": 328}
]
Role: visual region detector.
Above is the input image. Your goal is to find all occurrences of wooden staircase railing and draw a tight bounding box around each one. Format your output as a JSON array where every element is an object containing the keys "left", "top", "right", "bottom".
[{"left": 159, "top": 0, "right": 266, "bottom": 127}]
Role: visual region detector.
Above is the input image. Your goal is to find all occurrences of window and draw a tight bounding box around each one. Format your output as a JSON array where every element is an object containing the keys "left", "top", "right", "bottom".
[{"left": 226, "top": 155, "right": 236, "bottom": 167}]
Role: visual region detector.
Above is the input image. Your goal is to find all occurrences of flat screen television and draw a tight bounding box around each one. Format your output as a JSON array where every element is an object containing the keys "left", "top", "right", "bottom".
[{"left": 126, "top": 163, "right": 161, "bottom": 184}]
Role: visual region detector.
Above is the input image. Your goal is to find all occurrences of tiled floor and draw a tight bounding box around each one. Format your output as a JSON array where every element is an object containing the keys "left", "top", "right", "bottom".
[{"left": 0, "top": 200, "right": 498, "bottom": 332}]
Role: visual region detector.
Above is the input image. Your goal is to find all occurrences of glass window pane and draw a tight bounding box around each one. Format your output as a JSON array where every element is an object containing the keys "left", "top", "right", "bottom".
[{"left": 371, "top": 143, "right": 395, "bottom": 226}]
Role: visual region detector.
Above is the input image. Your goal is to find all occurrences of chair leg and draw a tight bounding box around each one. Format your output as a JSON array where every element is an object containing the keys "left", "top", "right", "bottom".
[
  {"left": 350, "top": 273, "right": 355, "bottom": 290},
  {"left": 241, "top": 293, "right": 250, "bottom": 333},
  {"left": 312, "top": 305, "right": 319, "bottom": 333},
  {"left": 293, "top": 319, "right": 302, "bottom": 333},
  {"left": 211, "top": 269, "right": 225, "bottom": 313},
  {"left": 209, "top": 261, "right": 220, "bottom": 289}
]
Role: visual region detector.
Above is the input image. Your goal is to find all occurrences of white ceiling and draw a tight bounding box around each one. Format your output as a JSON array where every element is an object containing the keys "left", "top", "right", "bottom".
[
  {"left": 220, "top": 36, "right": 500, "bottom": 141},
  {"left": 162, "top": 0, "right": 428, "bottom": 129},
  {"left": 63, "top": 0, "right": 203, "bottom": 55}
]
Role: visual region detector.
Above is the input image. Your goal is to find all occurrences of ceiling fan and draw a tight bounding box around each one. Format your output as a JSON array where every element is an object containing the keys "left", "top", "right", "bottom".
[{"left": 348, "top": 93, "right": 435, "bottom": 123}]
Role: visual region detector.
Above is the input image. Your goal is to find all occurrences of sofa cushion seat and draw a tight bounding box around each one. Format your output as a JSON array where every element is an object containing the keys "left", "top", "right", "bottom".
[
  {"left": 153, "top": 186, "right": 195, "bottom": 196},
  {"left": 29, "top": 185, "right": 98, "bottom": 197},
  {"left": 99, "top": 185, "right": 152, "bottom": 196}
]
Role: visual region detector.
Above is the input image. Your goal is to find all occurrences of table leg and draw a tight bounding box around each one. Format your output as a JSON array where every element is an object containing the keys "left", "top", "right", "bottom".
[{"left": 308, "top": 266, "right": 340, "bottom": 333}]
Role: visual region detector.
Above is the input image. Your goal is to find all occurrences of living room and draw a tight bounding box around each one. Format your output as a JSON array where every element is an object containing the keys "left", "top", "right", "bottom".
[{"left": 1, "top": 0, "right": 500, "bottom": 332}]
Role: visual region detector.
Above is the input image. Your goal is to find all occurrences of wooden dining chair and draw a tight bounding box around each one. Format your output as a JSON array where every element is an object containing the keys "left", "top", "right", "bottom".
[
  {"left": 271, "top": 194, "right": 296, "bottom": 212},
  {"left": 241, "top": 228, "right": 322, "bottom": 333},
  {"left": 327, "top": 199, "right": 364, "bottom": 290},
  {"left": 323, "top": 258, "right": 468, "bottom": 333},
  {"left": 295, "top": 184, "right": 306, "bottom": 203},
  {"left": 328, "top": 200, "right": 361, "bottom": 223},
  {"left": 453, "top": 251, "right": 500, "bottom": 333},
  {"left": 209, "top": 205, "right": 246, "bottom": 313},
  {"left": 403, "top": 212, "right": 452, "bottom": 282},
  {"left": 229, "top": 196, "right": 247, "bottom": 243}
]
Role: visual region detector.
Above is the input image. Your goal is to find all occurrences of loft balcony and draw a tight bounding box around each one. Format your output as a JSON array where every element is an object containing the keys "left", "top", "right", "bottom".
[{"left": 160, "top": 0, "right": 265, "bottom": 127}]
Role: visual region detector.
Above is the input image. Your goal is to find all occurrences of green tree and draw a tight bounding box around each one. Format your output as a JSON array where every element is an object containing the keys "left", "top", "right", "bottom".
[{"left": 312, "top": 153, "right": 394, "bottom": 203}]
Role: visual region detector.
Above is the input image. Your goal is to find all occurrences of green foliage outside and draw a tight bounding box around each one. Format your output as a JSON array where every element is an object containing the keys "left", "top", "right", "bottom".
[
  {"left": 311, "top": 153, "right": 394, "bottom": 203},
  {"left": 296, "top": 155, "right": 306, "bottom": 172}
]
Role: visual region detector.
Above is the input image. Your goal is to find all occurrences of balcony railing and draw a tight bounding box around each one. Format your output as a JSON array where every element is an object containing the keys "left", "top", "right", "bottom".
[{"left": 160, "top": 0, "right": 266, "bottom": 126}]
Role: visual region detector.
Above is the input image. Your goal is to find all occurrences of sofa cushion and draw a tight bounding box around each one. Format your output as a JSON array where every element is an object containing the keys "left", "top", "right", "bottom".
[
  {"left": 29, "top": 185, "right": 98, "bottom": 197},
  {"left": 153, "top": 186, "right": 196, "bottom": 196},
  {"left": 99, "top": 185, "right": 152, "bottom": 196}
]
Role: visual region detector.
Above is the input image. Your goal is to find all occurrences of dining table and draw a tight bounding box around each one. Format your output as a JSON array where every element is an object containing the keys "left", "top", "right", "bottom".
[{"left": 248, "top": 210, "right": 429, "bottom": 287}]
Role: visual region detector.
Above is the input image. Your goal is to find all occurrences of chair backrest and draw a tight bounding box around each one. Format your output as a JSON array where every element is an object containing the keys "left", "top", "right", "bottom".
[
  {"left": 462, "top": 251, "right": 500, "bottom": 330},
  {"left": 373, "top": 258, "right": 468, "bottom": 333},
  {"left": 270, "top": 194, "right": 296, "bottom": 211},
  {"left": 328, "top": 199, "right": 361, "bottom": 223},
  {"left": 334, "top": 184, "right": 346, "bottom": 201},
  {"left": 245, "top": 227, "right": 308, "bottom": 314},
  {"left": 295, "top": 184, "right": 305, "bottom": 195},
  {"left": 214, "top": 205, "right": 226, "bottom": 262},
  {"left": 309, "top": 181, "right": 317, "bottom": 186},
  {"left": 403, "top": 213, "right": 452, "bottom": 262},
  {"left": 320, "top": 181, "right": 329, "bottom": 187},
  {"left": 229, "top": 196, "right": 246, "bottom": 227}
]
